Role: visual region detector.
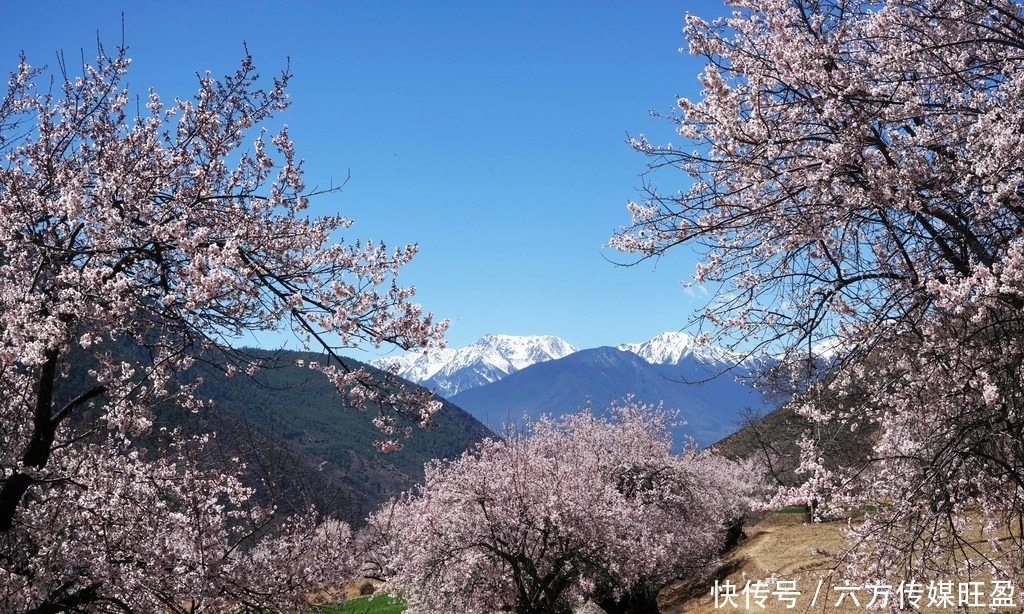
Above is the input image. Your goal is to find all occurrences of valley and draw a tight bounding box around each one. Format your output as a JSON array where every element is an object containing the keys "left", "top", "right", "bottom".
[{"left": 375, "top": 331, "right": 771, "bottom": 447}]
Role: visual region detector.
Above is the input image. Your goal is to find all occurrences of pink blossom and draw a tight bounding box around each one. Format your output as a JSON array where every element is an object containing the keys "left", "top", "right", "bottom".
[
  {"left": 614, "top": 0, "right": 1024, "bottom": 589},
  {"left": 367, "top": 401, "right": 763, "bottom": 614},
  {"left": 0, "top": 43, "right": 444, "bottom": 610}
]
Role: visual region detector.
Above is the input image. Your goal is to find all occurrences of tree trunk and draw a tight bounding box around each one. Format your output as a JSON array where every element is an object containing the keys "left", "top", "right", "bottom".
[
  {"left": 595, "top": 587, "right": 661, "bottom": 614},
  {"left": 0, "top": 349, "right": 106, "bottom": 531},
  {"left": 0, "top": 350, "right": 59, "bottom": 531}
]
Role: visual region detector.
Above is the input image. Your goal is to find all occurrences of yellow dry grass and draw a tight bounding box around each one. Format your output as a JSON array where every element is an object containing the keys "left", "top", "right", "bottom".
[{"left": 658, "top": 511, "right": 1023, "bottom": 614}]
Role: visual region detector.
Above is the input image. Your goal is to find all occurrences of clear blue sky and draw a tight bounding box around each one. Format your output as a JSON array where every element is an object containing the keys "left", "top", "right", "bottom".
[{"left": 2, "top": 1, "right": 726, "bottom": 356}]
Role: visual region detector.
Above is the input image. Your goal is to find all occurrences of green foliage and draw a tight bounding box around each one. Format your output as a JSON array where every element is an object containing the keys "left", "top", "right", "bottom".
[{"left": 317, "top": 595, "right": 405, "bottom": 614}]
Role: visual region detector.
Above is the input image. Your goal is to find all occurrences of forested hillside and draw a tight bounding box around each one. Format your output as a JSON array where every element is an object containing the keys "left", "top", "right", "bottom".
[
  {"left": 57, "top": 342, "right": 492, "bottom": 525},
  {"left": 192, "top": 350, "right": 493, "bottom": 523}
]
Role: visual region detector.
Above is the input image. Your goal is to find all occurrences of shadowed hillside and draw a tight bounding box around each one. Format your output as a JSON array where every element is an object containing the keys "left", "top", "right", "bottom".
[
  {"left": 60, "top": 342, "right": 493, "bottom": 526},
  {"left": 712, "top": 371, "right": 877, "bottom": 490},
  {"left": 191, "top": 350, "right": 494, "bottom": 523}
]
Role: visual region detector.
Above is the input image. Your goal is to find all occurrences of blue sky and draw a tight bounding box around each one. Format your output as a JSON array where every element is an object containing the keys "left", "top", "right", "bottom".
[{"left": 2, "top": 1, "right": 726, "bottom": 356}]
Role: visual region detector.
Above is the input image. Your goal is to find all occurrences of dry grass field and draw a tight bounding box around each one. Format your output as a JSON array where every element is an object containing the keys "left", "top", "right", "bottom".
[
  {"left": 658, "top": 511, "right": 1022, "bottom": 614},
  {"left": 659, "top": 511, "right": 861, "bottom": 614}
]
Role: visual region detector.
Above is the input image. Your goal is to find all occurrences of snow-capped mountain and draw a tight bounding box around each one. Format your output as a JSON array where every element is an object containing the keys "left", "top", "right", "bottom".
[
  {"left": 374, "top": 331, "right": 749, "bottom": 400},
  {"left": 373, "top": 334, "right": 577, "bottom": 397},
  {"left": 376, "top": 331, "right": 768, "bottom": 447},
  {"left": 450, "top": 344, "right": 766, "bottom": 448},
  {"left": 618, "top": 331, "right": 736, "bottom": 366},
  {"left": 373, "top": 347, "right": 458, "bottom": 385}
]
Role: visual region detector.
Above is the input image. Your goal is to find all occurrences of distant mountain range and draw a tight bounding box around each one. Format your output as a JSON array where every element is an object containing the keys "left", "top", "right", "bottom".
[
  {"left": 618, "top": 331, "right": 738, "bottom": 366},
  {"left": 373, "top": 334, "right": 577, "bottom": 397},
  {"left": 376, "top": 332, "right": 771, "bottom": 448}
]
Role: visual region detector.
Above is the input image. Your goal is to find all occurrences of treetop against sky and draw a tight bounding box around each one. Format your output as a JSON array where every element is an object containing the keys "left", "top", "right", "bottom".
[{"left": 0, "top": 1, "right": 724, "bottom": 353}]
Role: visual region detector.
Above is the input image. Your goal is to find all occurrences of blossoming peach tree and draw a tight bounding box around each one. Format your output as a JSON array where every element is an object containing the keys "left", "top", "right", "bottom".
[
  {"left": 613, "top": 0, "right": 1024, "bottom": 587},
  {"left": 0, "top": 42, "right": 446, "bottom": 611},
  {"left": 366, "top": 402, "right": 762, "bottom": 614}
]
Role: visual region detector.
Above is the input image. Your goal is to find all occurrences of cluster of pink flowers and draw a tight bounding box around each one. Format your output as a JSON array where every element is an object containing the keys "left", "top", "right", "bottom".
[
  {"left": 366, "top": 401, "right": 763, "bottom": 614},
  {"left": 0, "top": 43, "right": 444, "bottom": 610},
  {"left": 614, "top": 0, "right": 1024, "bottom": 588}
]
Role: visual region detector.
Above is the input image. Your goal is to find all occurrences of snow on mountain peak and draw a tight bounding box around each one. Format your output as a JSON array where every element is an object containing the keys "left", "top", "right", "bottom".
[
  {"left": 617, "top": 331, "right": 735, "bottom": 366},
  {"left": 374, "top": 331, "right": 742, "bottom": 396},
  {"left": 371, "top": 334, "right": 578, "bottom": 396},
  {"left": 371, "top": 346, "right": 456, "bottom": 383},
  {"left": 463, "top": 334, "right": 577, "bottom": 371}
]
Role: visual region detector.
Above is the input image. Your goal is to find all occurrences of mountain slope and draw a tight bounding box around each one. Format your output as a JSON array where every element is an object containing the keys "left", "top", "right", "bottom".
[
  {"left": 450, "top": 346, "right": 765, "bottom": 447},
  {"left": 618, "top": 331, "right": 736, "bottom": 366},
  {"left": 190, "top": 350, "right": 493, "bottom": 523},
  {"left": 58, "top": 338, "right": 493, "bottom": 526},
  {"left": 373, "top": 334, "right": 577, "bottom": 396}
]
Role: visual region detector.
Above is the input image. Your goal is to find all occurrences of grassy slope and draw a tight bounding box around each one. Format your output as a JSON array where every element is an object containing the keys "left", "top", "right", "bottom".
[
  {"left": 319, "top": 595, "right": 405, "bottom": 614},
  {"left": 188, "top": 349, "right": 494, "bottom": 523},
  {"left": 659, "top": 512, "right": 862, "bottom": 614}
]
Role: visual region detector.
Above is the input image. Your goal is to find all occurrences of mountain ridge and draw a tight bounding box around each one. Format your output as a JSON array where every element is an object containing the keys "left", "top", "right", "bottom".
[
  {"left": 373, "top": 334, "right": 577, "bottom": 397},
  {"left": 449, "top": 345, "right": 765, "bottom": 448},
  {"left": 375, "top": 331, "right": 746, "bottom": 397},
  {"left": 618, "top": 331, "right": 737, "bottom": 366}
]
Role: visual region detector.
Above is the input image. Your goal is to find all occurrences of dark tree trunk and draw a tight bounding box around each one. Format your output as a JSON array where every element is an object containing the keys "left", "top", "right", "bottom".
[
  {"left": 595, "top": 587, "right": 661, "bottom": 614},
  {"left": 0, "top": 347, "right": 106, "bottom": 531},
  {"left": 721, "top": 516, "right": 747, "bottom": 552},
  {"left": 0, "top": 350, "right": 59, "bottom": 532},
  {"left": 514, "top": 604, "right": 572, "bottom": 614}
]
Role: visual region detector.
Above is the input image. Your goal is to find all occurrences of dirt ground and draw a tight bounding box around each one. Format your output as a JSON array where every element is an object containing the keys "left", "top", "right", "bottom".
[
  {"left": 657, "top": 512, "right": 1022, "bottom": 614},
  {"left": 659, "top": 511, "right": 861, "bottom": 614}
]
